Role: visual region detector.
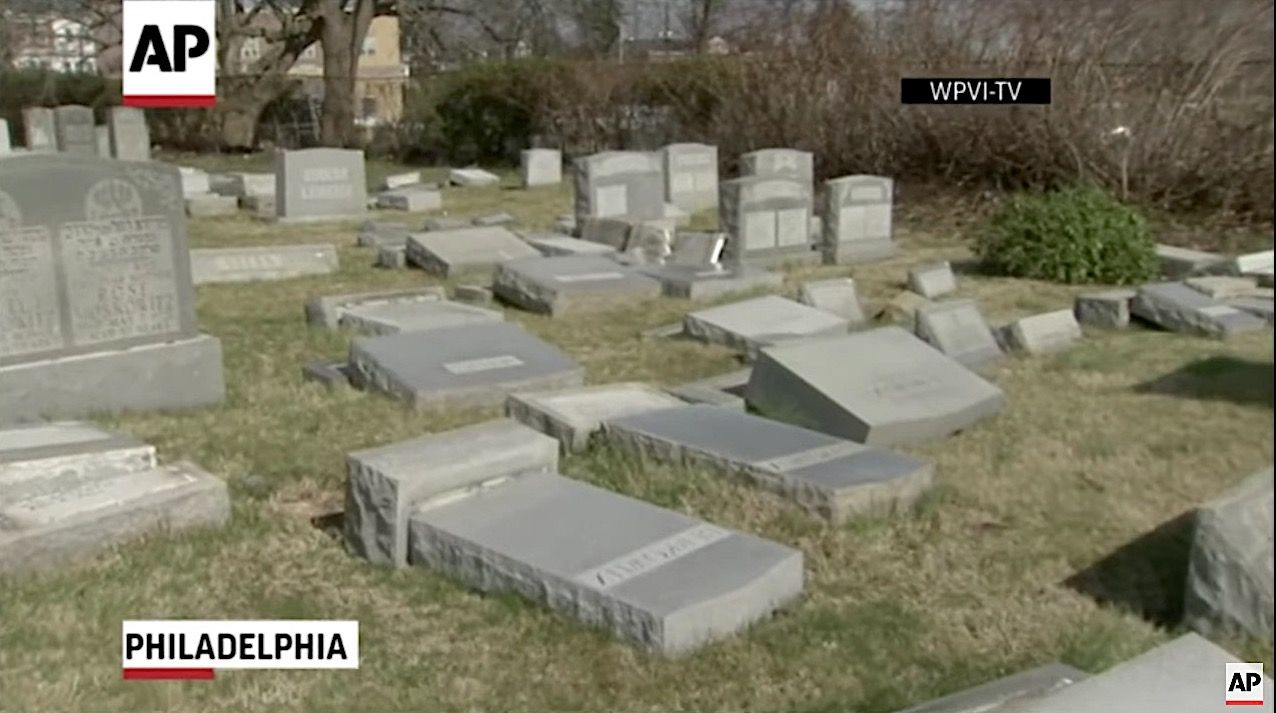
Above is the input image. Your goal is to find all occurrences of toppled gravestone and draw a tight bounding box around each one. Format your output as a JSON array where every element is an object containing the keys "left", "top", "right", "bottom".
[
  {"left": 505, "top": 382, "right": 688, "bottom": 453},
  {"left": 1131, "top": 282, "right": 1267, "bottom": 338}
]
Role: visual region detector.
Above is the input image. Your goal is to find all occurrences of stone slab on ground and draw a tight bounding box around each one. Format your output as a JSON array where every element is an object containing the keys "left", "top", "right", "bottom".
[
  {"left": 907, "top": 261, "right": 957, "bottom": 299},
  {"left": 1008, "top": 634, "right": 1272, "bottom": 713},
  {"left": 1156, "top": 244, "right": 1230, "bottom": 278},
  {"left": 665, "top": 369, "right": 752, "bottom": 410},
  {"left": 668, "top": 232, "right": 727, "bottom": 267},
  {"left": 1002, "top": 309, "right": 1082, "bottom": 354},
  {"left": 185, "top": 193, "right": 238, "bottom": 217},
  {"left": 747, "top": 326, "right": 1005, "bottom": 446},
  {"left": 453, "top": 284, "right": 494, "bottom": 305},
  {"left": 1074, "top": 289, "right": 1136, "bottom": 328},
  {"left": 1234, "top": 249, "right": 1274, "bottom": 276},
  {"left": 405, "top": 227, "right": 540, "bottom": 278},
  {"left": 407, "top": 469, "right": 803, "bottom": 655},
  {"left": 683, "top": 295, "right": 849, "bottom": 359},
  {"left": 377, "top": 187, "right": 442, "bottom": 212},
  {"left": 348, "top": 322, "right": 585, "bottom": 410},
  {"left": 190, "top": 244, "right": 338, "bottom": 285},
  {"left": 524, "top": 233, "right": 619, "bottom": 258},
  {"left": 603, "top": 405, "right": 934, "bottom": 522},
  {"left": 1184, "top": 467, "right": 1273, "bottom": 642},
  {"left": 915, "top": 299, "right": 1003, "bottom": 370},
  {"left": 302, "top": 360, "right": 354, "bottom": 390},
  {"left": 638, "top": 265, "right": 782, "bottom": 301},
  {"left": 1228, "top": 296, "right": 1275, "bottom": 324},
  {"left": 376, "top": 245, "right": 407, "bottom": 269},
  {"left": 493, "top": 255, "right": 662, "bottom": 316},
  {"left": 340, "top": 299, "right": 504, "bottom": 336},
  {"left": 345, "top": 419, "right": 559, "bottom": 568},
  {"left": 891, "top": 662, "right": 1089, "bottom": 713},
  {"left": 506, "top": 382, "right": 688, "bottom": 453},
  {"left": 381, "top": 171, "right": 421, "bottom": 190},
  {"left": 1131, "top": 281, "right": 1267, "bottom": 338},
  {"left": 797, "top": 278, "right": 867, "bottom": 325},
  {"left": 449, "top": 168, "right": 501, "bottom": 187},
  {"left": 473, "top": 211, "right": 515, "bottom": 227},
  {"left": 305, "top": 287, "right": 447, "bottom": 328},
  {"left": 356, "top": 220, "right": 413, "bottom": 248},
  {"left": 1185, "top": 275, "right": 1267, "bottom": 300}
]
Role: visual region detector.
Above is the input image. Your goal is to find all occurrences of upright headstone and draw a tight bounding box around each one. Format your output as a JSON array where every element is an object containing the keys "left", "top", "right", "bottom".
[
  {"left": 822, "top": 175, "right": 897, "bottom": 264},
  {"left": 661, "top": 143, "right": 718, "bottom": 212},
  {"left": 21, "top": 108, "right": 56, "bottom": 152},
  {"left": 520, "top": 148, "right": 562, "bottom": 187},
  {"left": 719, "top": 176, "right": 818, "bottom": 267},
  {"left": 0, "top": 154, "right": 225, "bottom": 423},
  {"left": 573, "top": 151, "right": 665, "bottom": 223},
  {"left": 739, "top": 148, "right": 814, "bottom": 197},
  {"left": 94, "top": 126, "right": 111, "bottom": 157},
  {"left": 274, "top": 148, "right": 368, "bottom": 223},
  {"left": 53, "top": 105, "right": 96, "bottom": 155},
  {"left": 0, "top": 119, "right": 11, "bottom": 154},
  {"left": 107, "top": 107, "right": 151, "bottom": 161}
]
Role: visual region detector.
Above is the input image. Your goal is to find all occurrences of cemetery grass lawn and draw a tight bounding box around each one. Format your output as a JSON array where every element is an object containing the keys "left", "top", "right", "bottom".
[{"left": 0, "top": 159, "right": 1272, "bottom": 713}]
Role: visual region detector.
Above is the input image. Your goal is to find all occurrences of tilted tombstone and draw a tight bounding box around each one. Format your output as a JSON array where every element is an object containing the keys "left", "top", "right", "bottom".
[
  {"left": 661, "top": 143, "right": 718, "bottom": 213},
  {"left": 304, "top": 286, "right": 446, "bottom": 328},
  {"left": 719, "top": 176, "right": 819, "bottom": 267},
  {"left": 889, "top": 663, "right": 1089, "bottom": 713},
  {"left": 1002, "top": 309, "right": 1082, "bottom": 354},
  {"left": 506, "top": 382, "right": 688, "bottom": 453},
  {"left": 797, "top": 277, "right": 868, "bottom": 325},
  {"left": 572, "top": 151, "right": 665, "bottom": 223},
  {"left": 107, "top": 107, "right": 151, "bottom": 161},
  {"left": 746, "top": 326, "right": 1005, "bottom": 446},
  {"left": 404, "top": 226, "right": 541, "bottom": 278},
  {"left": 338, "top": 299, "right": 503, "bottom": 337},
  {"left": 492, "top": 255, "right": 663, "bottom": 316},
  {"left": 668, "top": 231, "right": 726, "bottom": 268},
  {"left": 524, "top": 233, "right": 619, "bottom": 258},
  {"left": 914, "top": 299, "right": 1003, "bottom": 370},
  {"left": 274, "top": 148, "right": 368, "bottom": 223},
  {"left": 739, "top": 148, "right": 814, "bottom": 197},
  {"left": 1131, "top": 282, "right": 1267, "bottom": 338},
  {"left": 639, "top": 264, "right": 783, "bottom": 301},
  {"left": 94, "top": 126, "right": 111, "bottom": 157},
  {"left": 0, "top": 154, "right": 225, "bottom": 423},
  {"left": 907, "top": 261, "right": 958, "bottom": 299},
  {"left": 520, "top": 148, "right": 562, "bottom": 187},
  {"left": 53, "top": 105, "right": 97, "bottom": 155},
  {"left": 684, "top": 295, "right": 849, "bottom": 359},
  {"left": 21, "top": 108, "right": 57, "bottom": 152},
  {"left": 822, "top": 175, "right": 897, "bottom": 264}
]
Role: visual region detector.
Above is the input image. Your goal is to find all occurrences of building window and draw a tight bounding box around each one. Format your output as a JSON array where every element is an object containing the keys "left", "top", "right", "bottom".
[{"left": 240, "top": 38, "right": 261, "bottom": 61}]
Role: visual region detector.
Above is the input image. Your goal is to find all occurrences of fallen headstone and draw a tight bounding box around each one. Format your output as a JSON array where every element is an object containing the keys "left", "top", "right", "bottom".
[
  {"left": 275, "top": 148, "right": 368, "bottom": 223},
  {"left": 822, "top": 175, "right": 898, "bottom": 265},
  {"left": 493, "top": 255, "right": 662, "bottom": 316},
  {"left": 915, "top": 299, "right": 1003, "bottom": 370},
  {"left": 524, "top": 233, "right": 619, "bottom": 258},
  {"left": 881, "top": 291, "right": 934, "bottom": 329},
  {"left": 448, "top": 167, "right": 500, "bottom": 187},
  {"left": 356, "top": 220, "right": 412, "bottom": 248},
  {"left": 746, "top": 326, "right": 1005, "bottom": 446},
  {"left": 1183, "top": 467, "right": 1273, "bottom": 643},
  {"left": 380, "top": 171, "right": 421, "bottom": 190},
  {"left": 1184, "top": 275, "right": 1267, "bottom": 300},
  {"left": 604, "top": 405, "right": 933, "bottom": 522},
  {"left": 577, "top": 216, "right": 637, "bottom": 249},
  {"left": 639, "top": 264, "right": 783, "bottom": 301},
  {"left": 190, "top": 244, "right": 338, "bottom": 285},
  {"left": 178, "top": 167, "right": 211, "bottom": 197},
  {"left": 345, "top": 419, "right": 559, "bottom": 568},
  {"left": 423, "top": 215, "right": 470, "bottom": 231},
  {"left": 339, "top": 299, "right": 504, "bottom": 336},
  {"left": 405, "top": 226, "right": 540, "bottom": 278},
  {"left": 907, "top": 261, "right": 957, "bottom": 299},
  {"left": 185, "top": 193, "right": 238, "bottom": 217},
  {"left": 506, "top": 382, "right": 688, "bottom": 453},
  {"left": 520, "top": 149, "right": 562, "bottom": 187},
  {"left": 1228, "top": 296, "right": 1275, "bottom": 324},
  {"left": 0, "top": 421, "right": 230, "bottom": 574},
  {"left": 1131, "top": 282, "right": 1267, "bottom": 338},
  {"left": 890, "top": 662, "right": 1088, "bottom": 713},
  {"left": 668, "top": 232, "right": 726, "bottom": 268},
  {"left": 1074, "top": 289, "right": 1136, "bottom": 328},
  {"left": 377, "top": 186, "right": 442, "bottom": 212},
  {"left": 684, "top": 295, "right": 848, "bottom": 358},
  {"left": 473, "top": 211, "right": 515, "bottom": 227},
  {"left": 620, "top": 223, "right": 674, "bottom": 264},
  {"left": 665, "top": 369, "right": 752, "bottom": 410},
  {"left": 1234, "top": 249, "right": 1274, "bottom": 276},
  {"left": 797, "top": 278, "right": 867, "bottom": 325},
  {"left": 1156, "top": 244, "right": 1229, "bottom": 278},
  {"left": 348, "top": 322, "right": 585, "bottom": 410},
  {"left": 305, "top": 288, "right": 448, "bottom": 328},
  {"left": 1001, "top": 309, "right": 1082, "bottom": 355}
]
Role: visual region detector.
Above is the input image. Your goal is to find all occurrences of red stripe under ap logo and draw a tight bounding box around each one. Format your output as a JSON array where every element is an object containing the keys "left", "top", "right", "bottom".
[
  {"left": 122, "top": 668, "right": 215, "bottom": 681},
  {"left": 122, "top": 0, "right": 217, "bottom": 109}
]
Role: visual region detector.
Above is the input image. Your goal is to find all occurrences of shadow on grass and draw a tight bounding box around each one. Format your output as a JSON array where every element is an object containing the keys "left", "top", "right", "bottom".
[
  {"left": 1133, "top": 356, "right": 1274, "bottom": 409},
  {"left": 1063, "top": 510, "right": 1196, "bottom": 628}
]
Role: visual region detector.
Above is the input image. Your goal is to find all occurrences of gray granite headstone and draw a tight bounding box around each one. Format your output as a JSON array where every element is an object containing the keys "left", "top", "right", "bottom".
[
  {"left": 639, "top": 264, "right": 782, "bottom": 301},
  {"left": 1075, "top": 289, "right": 1136, "bottom": 328},
  {"left": 107, "top": 107, "right": 151, "bottom": 161},
  {"left": 1228, "top": 296, "right": 1275, "bottom": 324},
  {"left": 449, "top": 167, "right": 501, "bottom": 187},
  {"left": 520, "top": 148, "right": 562, "bottom": 187},
  {"left": 380, "top": 171, "right": 421, "bottom": 190},
  {"left": 907, "top": 261, "right": 957, "bottom": 299},
  {"left": 915, "top": 299, "right": 1003, "bottom": 370},
  {"left": 739, "top": 148, "right": 814, "bottom": 197},
  {"left": 1156, "top": 244, "right": 1230, "bottom": 278},
  {"left": 890, "top": 663, "right": 1088, "bottom": 713},
  {"left": 405, "top": 226, "right": 541, "bottom": 278},
  {"left": 189, "top": 244, "right": 338, "bottom": 284},
  {"left": 669, "top": 231, "right": 726, "bottom": 267},
  {"left": 661, "top": 143, "right": 718, "bottom": 212},
  {"left": 797, "top": 278, "right": 867, "bottom": 325},
  {"left": 178, "top": 167, "right": 211, "bottom": 197},
  {"left": 746, "top": 326, "right": 1005, "bottom": 446},
  {"left": 348, "top": 322, "right": 585, "bottom": 410},
  {"left": 275, "top": 148, "right": 368, "bottom": 223},
  {"left": 719, "top": 176, "right": 819, "bottom": 267},
  {"left": 376, "top": 186, "right": 441, "bottom": 212},
  {"left": 0, "top": 154, "right": 224, "bottom": 423},
  {"left": 339, "top": 299, "right": 504, "bottom": 336},
  {"left": 665, "top": 368, "right": 752, "bottom": 410},
  {"left": 1131, "top": 282, "right": 1267, "bottom": 338},
  {"left": 21, "top": 108, "right": 56, "bottom": 152},
  {"left": 1002, "top": 309, "right": 1082, "bottom": 354},
  {"left": 53, "top": 105, "right": 96, "bottom": 155},
  {"left": 0, "top": 119, "right": 11, "bottom": 154},
  {"left": 524, "top": 233, "right": 619, "bottom": 258},
  {"left": 94, "top": 126, "right": 111, "bottom": 157},
  {"left": 603, "top": 404, "right": 934, "bottom": 522},
  {"left": 684, "top": 295, "right": 848, "bottom": 358},
  {"left": 356, "top": 220, "right": 412, "bottom": 248},
  {"left": 506, "top": 382, "right": 688, "bottom": 453},
  {"left": 822, "top": 175, "right": 897, "bottom": 264},
  {"left": 473, "top": 211, "right": 515, "bottom": 227},
  {"left": 422, "top": 215, "right": 471, "bottom": 232},
  {"left": 573, "top": 151, "right": 665, "bottom": 222},
  {"left": 304, "top": 287, "right": 447, "bottom": 328},
  {"left": 493, "top": 255, "right": 662, "bottom": 316},
  {"left": 1184, "top": 275, "right": 1266, "bottom": 300}
]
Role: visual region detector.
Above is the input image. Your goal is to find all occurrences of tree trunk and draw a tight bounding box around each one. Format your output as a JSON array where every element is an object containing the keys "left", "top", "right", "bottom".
[{"left": 317, "top": 0, "right": 377, "bottom": 147}]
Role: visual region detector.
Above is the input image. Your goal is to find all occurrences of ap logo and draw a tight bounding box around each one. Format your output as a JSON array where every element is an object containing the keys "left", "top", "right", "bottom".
[
  {"left": 1227, "top": 663, "right": 1266, "bottom": 707},
  {"left": 123, "top": 0, "right": 217, "bottom": 107}
]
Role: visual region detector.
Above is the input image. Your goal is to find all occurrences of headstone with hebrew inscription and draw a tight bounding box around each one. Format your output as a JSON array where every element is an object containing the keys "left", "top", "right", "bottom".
[
  {"left": 573, "top": 151, "right": 665, "bottom": 223},
  {"left": 521, "top": 149, "right": 562, "bottom": 187},
  {"left": 21, "top": 108, "right": 56, "bottom": 152},
  {"left": 492, "top": 255, "right": 662, "bottom": 316},
  {"left": 189, "top": 244, "right": 338, "bottom": 284},
  {"left": 719, "top": 176, "right": 819, "bottom": 267},
  {"left": 392, "top": 419, "right": 803, "bottom": 655},
  {"left": 53, "top": 105, "right": 96, "bottom": 155},
  {"left": 106, "top": 107, "right": 151, "bottom": 162},
  {"left": 746, "top": 326, "right": 1005, "bottom": 446},
  {"left": 0, "top": 154, "right": 225, "bottom": 423},
  {"left": 739, "top": 148, "right": 814, "bottom": 197},
  {"left": 347, "top": 322, "right": 584, "bottom": 410},
  {"left": 661, "top": 143, "right": 718, "bottom": 212},
  {"left": 275, "top": 148, "right": 368, "bottom": 223},
  {"left": 822, "top": 175, "right": 897, "bottom": 264}
]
